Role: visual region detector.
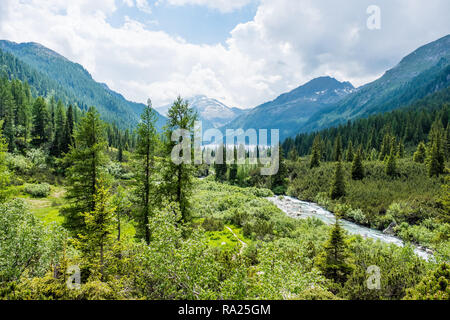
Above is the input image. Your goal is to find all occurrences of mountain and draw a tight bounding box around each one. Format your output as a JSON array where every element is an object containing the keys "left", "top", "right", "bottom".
[
  {"left": 225, "top": 34, "right": 450, "bottom": 141},
  {"left": 155, "top": 95, "right": 248, "bottom": 130},
  {"left": 301, "top": 34, "right": 450, "bottom": 133},
  {"left": 0, "top": 40, "right": 166, "bottom": 130},
  {"left": 224, "top": 76, "right": 355, "bottom": 140}
]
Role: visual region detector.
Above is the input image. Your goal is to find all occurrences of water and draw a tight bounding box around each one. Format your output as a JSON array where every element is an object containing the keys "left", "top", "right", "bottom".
[{"left": 267, "top": 195, "right": 432, "bottom": 260}]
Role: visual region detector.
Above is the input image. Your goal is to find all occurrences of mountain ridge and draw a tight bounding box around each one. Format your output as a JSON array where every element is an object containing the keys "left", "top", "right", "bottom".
[{"left": 0, "top": 40, "right": 166, "bottom": 130}]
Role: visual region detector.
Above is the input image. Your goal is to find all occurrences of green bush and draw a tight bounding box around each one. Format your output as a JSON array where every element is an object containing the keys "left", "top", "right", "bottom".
[
  {"left": 24, "top": 183, "right": 51, "bottom": 198},
  {"left": 201, "top": 217, "right": 224, "bottom": 232}
]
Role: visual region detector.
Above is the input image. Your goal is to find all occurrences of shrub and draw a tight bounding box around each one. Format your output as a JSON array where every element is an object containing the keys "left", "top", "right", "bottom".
[
  {"left": 201, "top": 217, "right": 224, "bottom": 232},
  {"left": 24, "top": 183, "right": 51, "bottom": 198},
  {"left": 346, "top": 208, "right": 369, "bottom": 225}
]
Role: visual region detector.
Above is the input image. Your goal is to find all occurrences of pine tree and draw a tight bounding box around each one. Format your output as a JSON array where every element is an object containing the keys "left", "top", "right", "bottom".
[
  {"left": 62, "top": 107, "right": 108, "bottom": 234},
  {"left": 330, "top": 160, "right": 346, "bottom": 199},
  {"left": 428, "top": 141, "right": 442, "bottom": 177},
  {"left": 385, "top": 146, "right": 397, "bottom": 177},
  {"left": 12, "top": 81, "right": 31, "bottom": 150},
  {"left": 345, "top": 140, "right": 354, "bottom": 162},
  {"left": 50, "top": 100, "right": 66, "bottom": 157},
  {"left": 351, "top": 148, "right": 364, "bottom": 180},
  {"left": 316, "top": 217, "right": 353, "bottom": 285},
  {"left": 270, "top": 144, "right": 287, "bottom": 193},
  {"left": 333, "top": 134, "right": 343, "bottom": 161},
  {"left": 413, "top": 142, "right": 427, "bottom": 163},
  {"left": 379, "top": 133, "right": 391, "bottom": 161},
  {"left": 397, "top": 140, "right": 405, "bottom": 158},
  {"left": 117, "top": 143, "right": 123, "bottom": 162},
  {"left": 229, "top": 146, "right": 238, "bottom": 184},
  {"left": 0, "top": 81, "right": 15, "bottom": 152},
  {"left": 214, "top": 144, "right": 227, "bottom": 182},
  {"left": 0, "top": 123, "right": 10, "bottom": 202},
  {"left": 134, "top": 99, "right": 158, "bottom": 244},
  {"left": 49, "top": 96, "right": 56, "bottom": 143},
  {"left": 310, "top": 135, "right": 321, "bottom": 169},
  {"left": 162, "top": 96, "right": 197, "bottom": 223},
  {"left": 61, "top": 104, "right": 74, "bottom": 153},
  {"left": 31, "top": 97, "right": 51, "bottom": 147},
  {"left": 73, "top": 183, "right": 115, "bottom": 280}
]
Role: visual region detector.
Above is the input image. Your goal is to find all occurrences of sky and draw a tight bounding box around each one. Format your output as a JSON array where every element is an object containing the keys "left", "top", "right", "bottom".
[{"left": 0, "top": 0, "right": 449, "bottom": 109}]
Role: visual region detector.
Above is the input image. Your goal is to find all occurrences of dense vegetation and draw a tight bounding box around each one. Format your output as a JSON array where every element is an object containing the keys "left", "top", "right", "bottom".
[{"left": 1, "top": 75, "right": 449, "bottom": 300}]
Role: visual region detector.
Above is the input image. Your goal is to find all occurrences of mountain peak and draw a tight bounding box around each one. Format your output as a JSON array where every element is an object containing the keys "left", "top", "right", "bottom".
[{"left": 273, "top": 76, "right": 354, "bottom": 106}]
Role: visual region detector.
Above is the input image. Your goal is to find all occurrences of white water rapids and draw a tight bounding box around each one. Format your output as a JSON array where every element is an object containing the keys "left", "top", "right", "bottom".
[{"left": 267, "top": 195, "right": 432, "bottom": 261}]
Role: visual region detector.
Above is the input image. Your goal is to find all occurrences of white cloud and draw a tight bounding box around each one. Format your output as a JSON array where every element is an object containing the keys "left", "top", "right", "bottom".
[
  {"left": 0, "top": 0, "right": 449, "bottom": 110},
  {"left": 123, "top": 0, "right": 134, "bottom": 7},
  {"left": 136, "top": 0, "right": 152, "bottom": 14},
  {"left": 159, "top": 0, "right": 254, "bottom": 13}
]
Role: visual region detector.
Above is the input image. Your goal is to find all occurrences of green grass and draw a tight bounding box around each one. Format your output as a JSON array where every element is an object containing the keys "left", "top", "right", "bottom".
[{"left": 13, "top": 185, "right": 66, "bottom": 226}]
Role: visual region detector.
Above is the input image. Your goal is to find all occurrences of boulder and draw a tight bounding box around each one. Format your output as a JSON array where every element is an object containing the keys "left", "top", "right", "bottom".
[{"left": 383, "top": 222, "right": 397, "bottom": 235}]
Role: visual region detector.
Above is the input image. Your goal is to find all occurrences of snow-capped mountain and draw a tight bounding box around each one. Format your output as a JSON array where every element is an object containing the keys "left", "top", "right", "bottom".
[{"left": 155, "top": 95, "right": 248, "bottom": 129}]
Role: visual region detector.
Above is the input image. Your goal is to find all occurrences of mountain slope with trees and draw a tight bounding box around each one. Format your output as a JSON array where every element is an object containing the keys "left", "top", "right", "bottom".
[{"left": 0, "top": 40, "right": 166, "bottom": 130}]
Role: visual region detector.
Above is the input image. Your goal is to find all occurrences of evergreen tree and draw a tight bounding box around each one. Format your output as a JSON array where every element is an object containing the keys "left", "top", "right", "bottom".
[
  {"left": 228, "top": 146, "right": 238, "bottom": 184},
  {"left": 330, "top": 160, "right": 346, "bottom": 199},
  {"left": 310, "top": 135, "right": 321, "bottom": 169},
  {"left": 62, "top": 107, "right": 108, "bottom": 234},
  {"left": 345, "top": 140, "right": 354, "bottom": 162},
  {"left": 385, "top": 146, "right": 397, "bottom": 177},
  {"left": 428, "top": 141, "right": 443, "bottom": 177},
  {"left": 61, "top": 104, "right": 75, "bottom": 153},
  {"left": 413, "top": 142, "right": 427, "bottom": 163},
  {"left": 73, "top": 183, "right": 115, "bottom": 280},
  {"left": 270, "top": 144, "right": 288, "bottom": 194},
  {"left": 0, "top": 123, "right": 10, "bottom": 202},
  {"left": 117, "top": 143, "right": 123, "bottom": 162},
  {"left": 316, "top": 217, "right": 353, "bottom": 285},
  {"left": 134, "top": 100, "right": 159, "bottom": 244},
  {"left": 333, "top": 134, "right": 343, "bottom": 161},
  {"left": 379, "top": 133, "right": 391, "bottom": 161},
  {"left": 50, "top": 100, "right": 65, "bottom": 157},
  {"left": 351, "top": 148, "right": 364, "bottom": 180},
  {"left": 31, "top": 97, "right": 51, "bottom": 147},
  {"left": 0, "top": 80, "right": 15, "bottom": 152},
  {"left": 11, "top": 79, "right": 31, "bottom": 149},
  {"left": 397, "top": 140, "right": 405, "bottom": 158},
  {"left": 162, "top": 96, "right": 197, "bottom": 223},
  {"left": 49, "top": 96, "right": 56, "bottom": 143},
  {"left": 214, "top": 144, "right": 227, "bottom": 182}
]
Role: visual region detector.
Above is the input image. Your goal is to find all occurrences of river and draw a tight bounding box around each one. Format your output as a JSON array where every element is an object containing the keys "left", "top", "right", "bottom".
[{"left": 267, "top": 195, "right": 432, "bottom": 260}]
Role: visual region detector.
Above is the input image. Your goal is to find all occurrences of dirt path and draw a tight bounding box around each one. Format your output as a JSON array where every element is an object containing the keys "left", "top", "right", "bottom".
[{"left": 225, "top": 226, "right": 247, "bottom": 254}]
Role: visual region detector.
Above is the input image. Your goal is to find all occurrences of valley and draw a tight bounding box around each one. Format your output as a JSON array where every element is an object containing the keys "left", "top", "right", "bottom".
[{"left": 0, "top": 34, "right": 449, "bottom": 301}]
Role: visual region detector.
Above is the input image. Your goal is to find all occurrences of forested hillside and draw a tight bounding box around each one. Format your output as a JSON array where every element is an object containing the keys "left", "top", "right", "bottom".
[
  {"left": 0, "top": 41, "right": 166, "bottom": 130},
  {"left": 301, "top": 35, "right": 450, "bottom": 132}
]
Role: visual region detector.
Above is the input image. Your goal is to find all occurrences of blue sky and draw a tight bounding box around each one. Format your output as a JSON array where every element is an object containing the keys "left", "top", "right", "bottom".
[
  {"left": 108, "top": 0, "right": 259, "bottom": 45},
  {"left": 0, "top": 0, "right": 449, "bottom": 108}
]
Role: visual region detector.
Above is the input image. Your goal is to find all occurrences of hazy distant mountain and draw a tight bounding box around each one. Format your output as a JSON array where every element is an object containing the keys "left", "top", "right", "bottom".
[
  {"left": 0, "top": 40, "right": 166, "bottom": 130},
  {"left": 225, "top": 76, "right": 355, "bottom": 140},
  {"left": 155, "top": 95, "right": 248, "bottom": 130}
]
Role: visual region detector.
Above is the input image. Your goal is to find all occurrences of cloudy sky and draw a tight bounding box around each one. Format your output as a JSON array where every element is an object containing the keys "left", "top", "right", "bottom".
[{"left": 0, "top": 0, "right": 449, "bottom": 109}]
